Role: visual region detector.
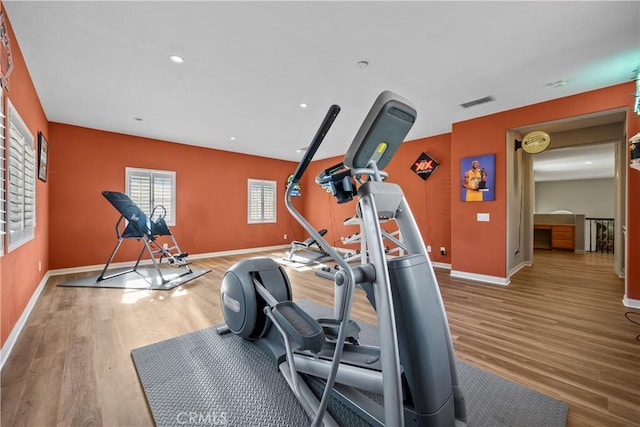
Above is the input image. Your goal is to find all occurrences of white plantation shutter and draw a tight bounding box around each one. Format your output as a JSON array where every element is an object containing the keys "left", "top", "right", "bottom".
[
  {"left": 0, "top": 92, "right": 5, "bottom": 255},
  {"left": 126, "top": 168, "right": 176, "bottom": 225},
  {"left": 248, "top": 179, "right": 276, "bottom": 223},
  {"left": 7, "top": 100, "right": 35, "bottom": 251},
  {"left": 262, "top": 182, "right": 276, "bottom": 222},
  {"left": 153, "top": 174, "right": 173, "bottom": 221},
  {"left": 247, "top": 179, "right": 277, "bottom": 224},
  {"left": 24, "top": 141, "right": 36, "bottom": 228},
  {"left": 248, "top": 180, "right": 263, "bottom": 222},
  {"left": 128, "top": 173, "right": 151, "bottom": 213}
]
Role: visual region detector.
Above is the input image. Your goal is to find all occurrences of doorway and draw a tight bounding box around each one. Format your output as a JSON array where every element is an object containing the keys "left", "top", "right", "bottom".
[
  {"left": 506, "top": 108, "right": 626, "bottom": 280},
  {"left": 534, "top": 142, "right": 616, "bottom": 254}
]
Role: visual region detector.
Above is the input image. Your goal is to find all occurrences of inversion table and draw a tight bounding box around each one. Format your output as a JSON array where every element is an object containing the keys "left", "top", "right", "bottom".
[{"left": 98, "top": 191, "right": 192, "bottom": 285}]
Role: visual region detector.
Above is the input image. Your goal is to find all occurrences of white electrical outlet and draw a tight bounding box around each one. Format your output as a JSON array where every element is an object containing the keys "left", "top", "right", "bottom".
[
  {"left": 427, "top": 245, "right": 432, "bottom": 252},
  {"left": 477, "top": 213, "right": 490, "bottom": 222},
  {"left": 284, "top": 234, "right": 287, "bottom": 240},
  {"left": 440, "top": 247, "right": 446, "bottom": 255}
]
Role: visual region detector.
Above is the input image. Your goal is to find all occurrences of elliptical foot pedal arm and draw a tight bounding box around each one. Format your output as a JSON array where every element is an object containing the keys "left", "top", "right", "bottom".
[{"left": 317, "top": 318, "right": 361, "bottom": 343}]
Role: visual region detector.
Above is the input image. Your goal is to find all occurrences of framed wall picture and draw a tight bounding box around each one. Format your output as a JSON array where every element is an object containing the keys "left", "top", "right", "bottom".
[
  {"left": 460, "top": 154, "right": 495, "bottom": 202},
  {"left": 410, "top": 152, "right": 439, "bottom": 181},
  {"left": 37, "top": 132, "right": 48, "bottom": 182}
]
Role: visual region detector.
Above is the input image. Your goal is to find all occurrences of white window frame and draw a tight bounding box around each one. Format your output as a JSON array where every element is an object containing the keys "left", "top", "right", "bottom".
[
  {"left": 125, "top": 167, "right": 176, "bottom": 226},
  {"left": 6, "top": 99, "right": 36, "bottom": 252},
  {"left": 248, "top": 179, "right": 277, "bottom": 224}
]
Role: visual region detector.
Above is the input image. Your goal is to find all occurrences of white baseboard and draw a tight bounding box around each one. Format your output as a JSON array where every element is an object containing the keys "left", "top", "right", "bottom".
[
  {"left": 622, "top": 295, "right": 640, "bottom": 309},
  {"left": 188, "top": 245, "right": 288, "bottom": 260},
  {"left": 1, "top": 272, "right": 50, "bottom": 371},
  {"left": 450, "top": 270, "right": 510, "bottom": 286},
  {"left": 508, "top": 261, "right": 531, "bottom": 277},
  {"left": 48, "top": 245, "right": 289, "bottom": 276},
  {"left": 432, "top": 261, "right": 451, "bottom": 270}
]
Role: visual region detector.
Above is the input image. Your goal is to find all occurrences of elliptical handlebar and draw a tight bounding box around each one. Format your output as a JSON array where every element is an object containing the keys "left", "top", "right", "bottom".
[
  {"left": 284, "top": 105, "right": 362, "bottom": 427},
  {"left": 284, "top": 105, "right": 356, "bottom": 292},
  {"left": 290, "top": 105, "right": 340, "bottom": 186}
]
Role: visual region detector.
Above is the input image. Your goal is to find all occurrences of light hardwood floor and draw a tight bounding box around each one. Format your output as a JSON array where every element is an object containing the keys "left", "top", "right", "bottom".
[{"left": 1, "top": 249, "right": 639, "bottom": 426}]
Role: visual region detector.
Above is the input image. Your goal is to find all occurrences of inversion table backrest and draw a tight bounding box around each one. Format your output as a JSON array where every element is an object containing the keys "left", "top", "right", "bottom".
[{"left": 102, "top": 191, "right": 171, "bottom": 239}]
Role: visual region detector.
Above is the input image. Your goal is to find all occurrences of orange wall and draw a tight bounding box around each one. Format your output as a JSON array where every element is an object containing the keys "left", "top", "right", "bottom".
[
  {"left": 390, "top": 134, "right": 452, "bottom": 264},
  {"left": 301, "top": 133, "right": 452, "bottom": 265},
  {"left": 626, "top": 102, "right": 640, "bottom": 299},
  {"left": 450, "top": 83, "right": 640, "bottom": 295},
  {"left": 1, "top": 4, "right": 50, "bottom": 346},
  {"left": 451, "top": 116, "right": 509, "bottom": 278},
  {"left": 48, "top": 123, "right": 306, "bottom": 269}
]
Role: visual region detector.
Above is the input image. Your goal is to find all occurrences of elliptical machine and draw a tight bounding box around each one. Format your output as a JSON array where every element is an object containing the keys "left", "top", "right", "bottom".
[{"left": 218, "top": 91, "right": 467, "bottom": 426}]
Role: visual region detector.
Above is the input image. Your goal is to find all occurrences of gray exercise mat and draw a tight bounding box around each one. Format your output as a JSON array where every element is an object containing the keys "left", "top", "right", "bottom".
[
  {"left": 132, "top": 301, "right": 568, "bottom": 427},
  {"left": 57, "top": 267, "right": 211, "bottom": 290}
]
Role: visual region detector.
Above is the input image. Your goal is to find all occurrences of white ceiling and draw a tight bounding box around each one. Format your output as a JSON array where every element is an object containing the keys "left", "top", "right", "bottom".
[{"left": 3, "top": 1, "right": 639, "bottom": 165}]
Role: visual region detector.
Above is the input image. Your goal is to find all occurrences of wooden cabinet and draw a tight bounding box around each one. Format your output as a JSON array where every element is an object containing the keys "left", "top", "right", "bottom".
[
  {"left": 534, "top": 225, "right": 552, "bottom": 249},
  {"left": 534, "top": 224, "right": 575, "bottom": 250},
  {"left": 551, "top": 225, "right": 575, "bottom": 250}
]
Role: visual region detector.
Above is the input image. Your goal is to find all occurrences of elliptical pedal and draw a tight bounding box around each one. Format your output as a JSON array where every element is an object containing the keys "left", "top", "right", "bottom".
[{"left": 272, "top": 301, "right": 326, "bottom": 353}]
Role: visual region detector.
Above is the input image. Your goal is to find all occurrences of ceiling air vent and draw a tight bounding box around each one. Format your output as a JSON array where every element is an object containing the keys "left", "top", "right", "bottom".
[{"left": 459, "top": 95, "right": 495, "bottom": 109}]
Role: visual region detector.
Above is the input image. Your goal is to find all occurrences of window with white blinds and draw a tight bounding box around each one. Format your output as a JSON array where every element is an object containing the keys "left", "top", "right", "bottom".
[
  {"left": 0, "top": 92, "right": 5, "bottom": 256},
  {"left": 7, "top": 100, "right": 36, "bottom": 251},
  {"left": 125, "top": 167, "right": 176, "bottom": 225},
  {"left": 248, "top": 179, "right": 276, "bottom": 223}
]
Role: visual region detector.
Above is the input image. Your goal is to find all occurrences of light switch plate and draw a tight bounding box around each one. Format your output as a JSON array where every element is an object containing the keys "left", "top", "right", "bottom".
[{"left": 477, "top": 213, "right": 490, "bottom": 222}]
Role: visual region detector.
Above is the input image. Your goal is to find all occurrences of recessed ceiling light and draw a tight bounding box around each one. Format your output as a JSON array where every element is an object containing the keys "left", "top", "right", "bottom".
[
  {"left": 356, "top": 60, "right": 369, "bottom": 68},
  {"left": 546, "top": 80, "right": 567, "bottom": 88},
  {"left": 169, "top": 55, "right": 184, "bottom": 64},
  {"left": 134, "top": 117, "right": 143, "bottom": 121},
  {"left": 584, "top": 161, "right": 593, "bottom": 165},
  {"left": 300, "top": 103, "right": 308, "bottom": 109},
  {"left": 230, "top": 137, "right": 236, "bottom": 141}
]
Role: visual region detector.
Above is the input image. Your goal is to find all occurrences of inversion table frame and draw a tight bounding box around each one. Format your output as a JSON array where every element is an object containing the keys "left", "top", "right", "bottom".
[{"left": 98, "top": 191, "right": 192, "bottom": 285}]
